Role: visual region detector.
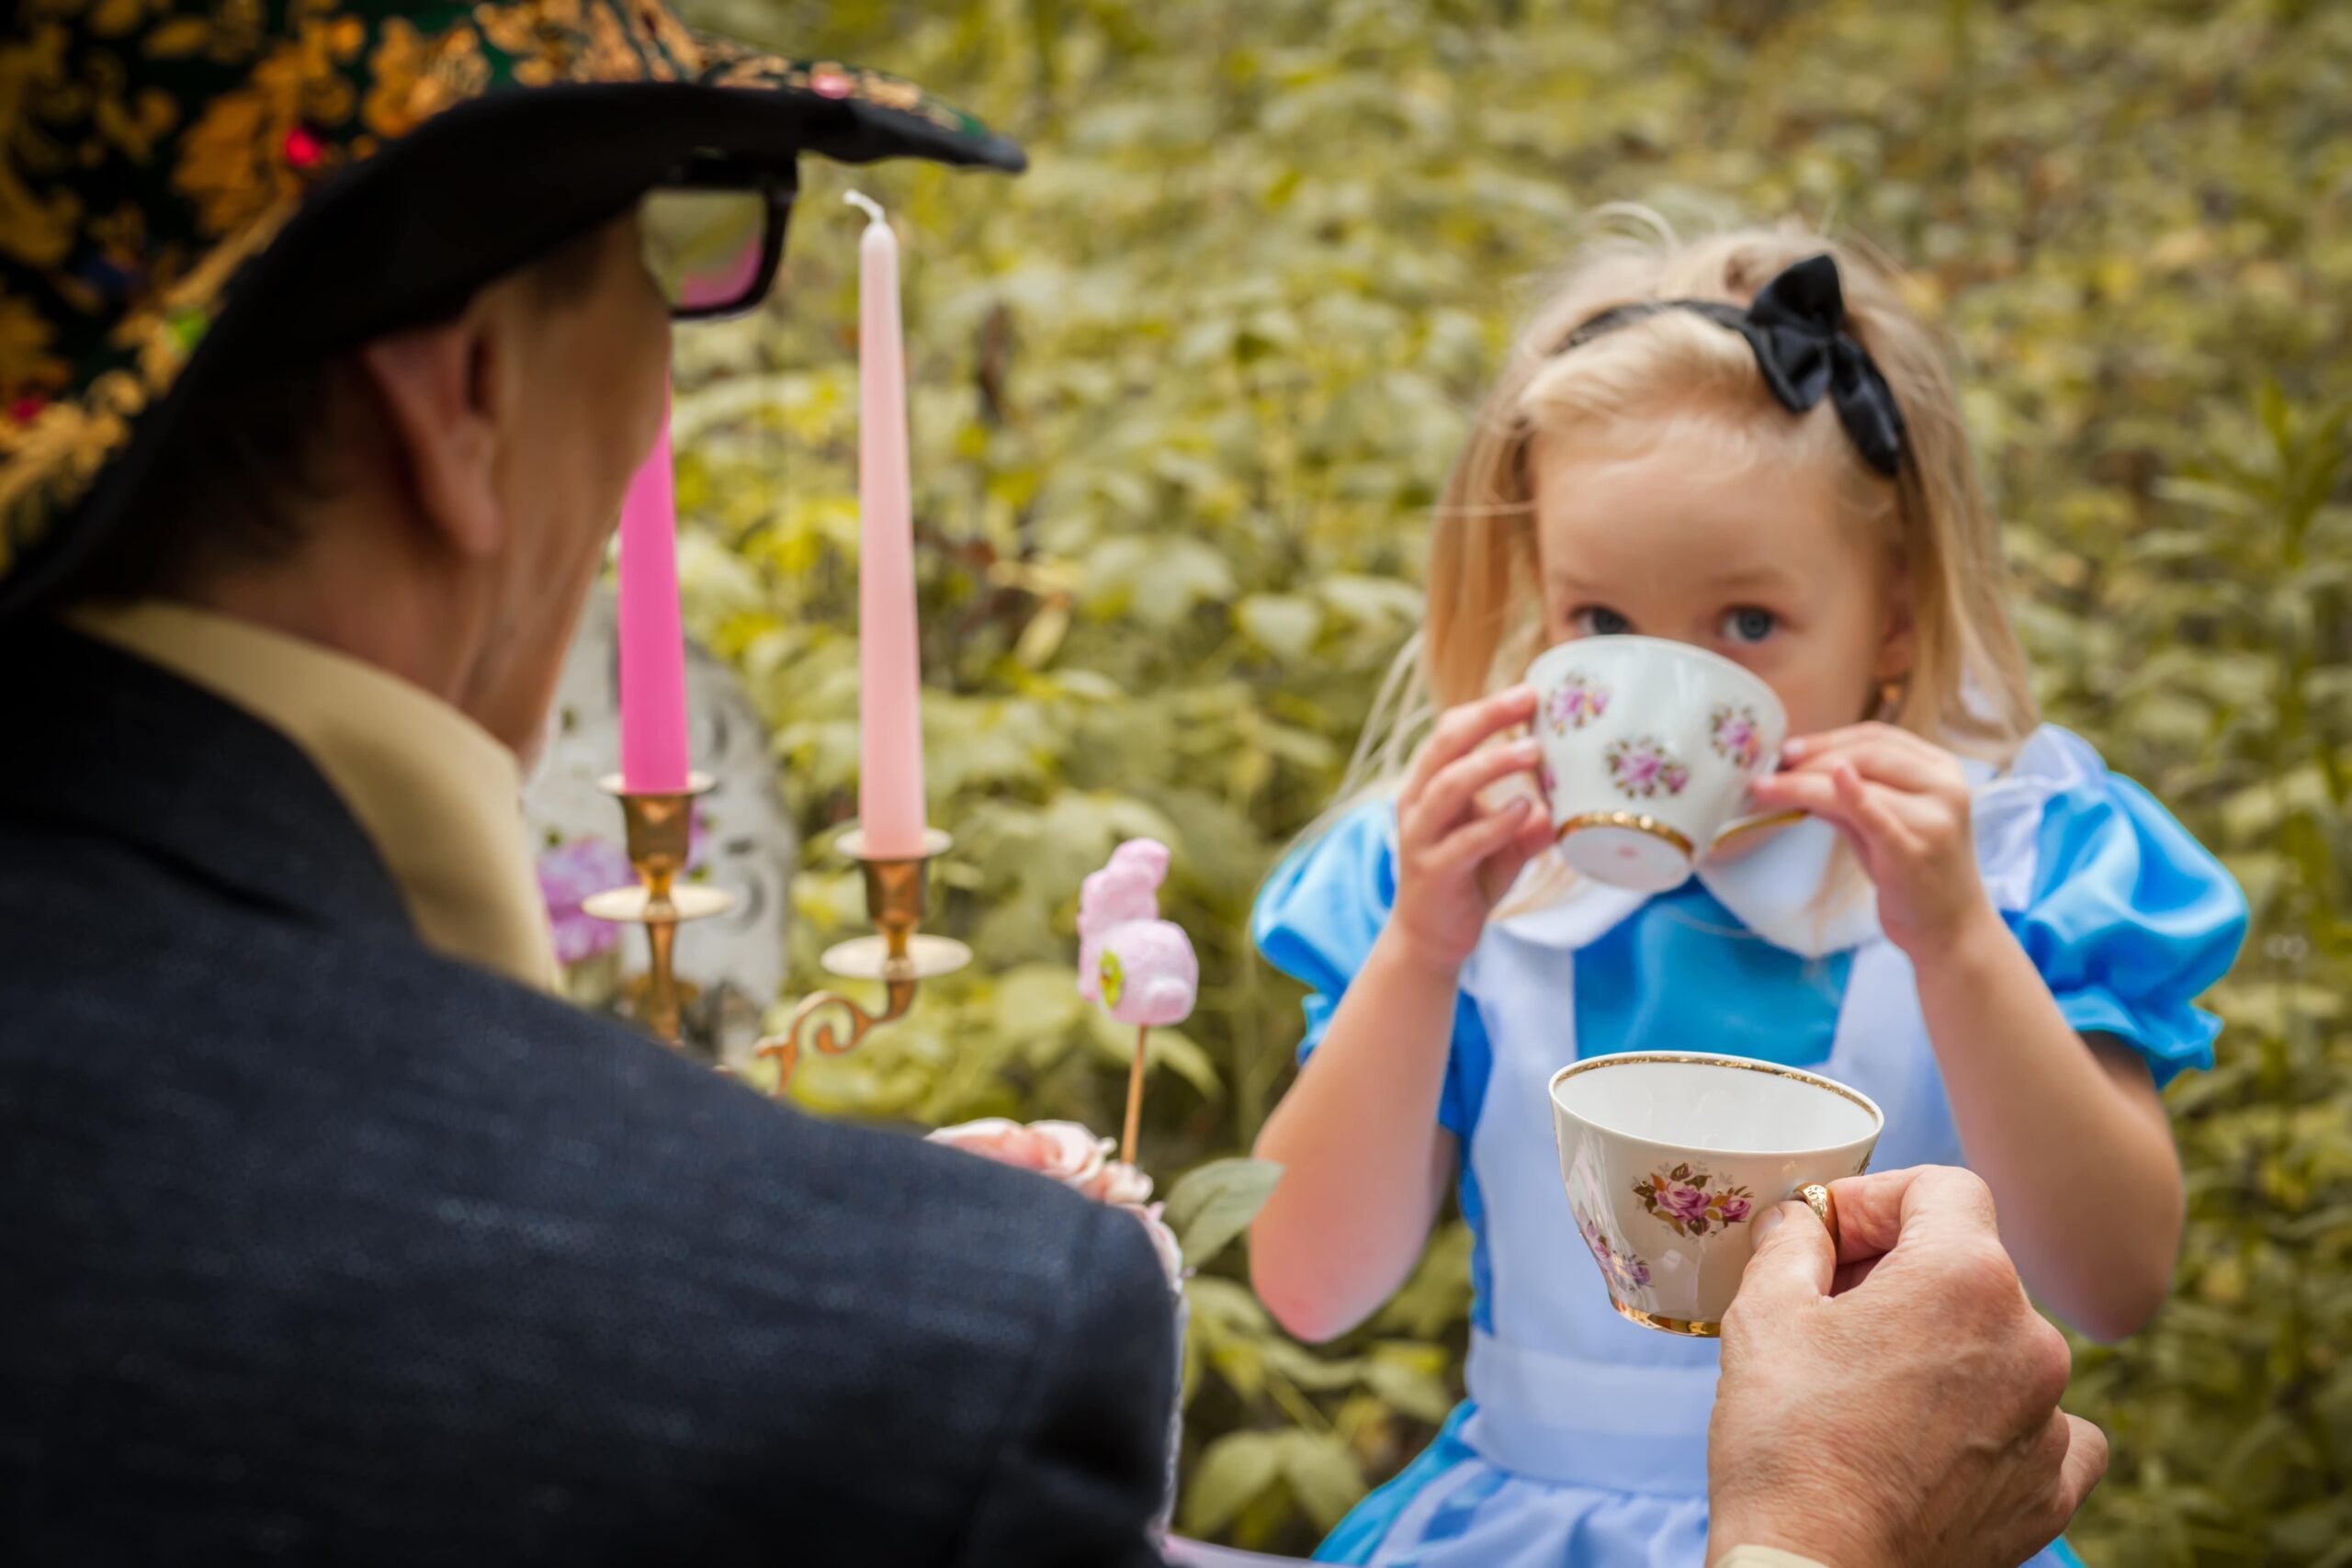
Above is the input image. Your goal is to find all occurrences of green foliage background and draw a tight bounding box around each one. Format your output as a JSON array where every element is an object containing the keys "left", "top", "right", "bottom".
[{"left": 666, "top": 1, "right": 2352, "bottom": 1559}]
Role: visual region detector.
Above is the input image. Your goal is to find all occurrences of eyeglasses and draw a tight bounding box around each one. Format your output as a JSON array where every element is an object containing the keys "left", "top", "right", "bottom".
[{"left": 640, "top": 161, "right": 796, "bottom": 320}]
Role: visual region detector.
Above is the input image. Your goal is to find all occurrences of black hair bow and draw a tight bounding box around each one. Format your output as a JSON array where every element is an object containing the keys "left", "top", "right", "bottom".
[{"left": 1555, "top": 254, "right": 1907, "bottom": 477}]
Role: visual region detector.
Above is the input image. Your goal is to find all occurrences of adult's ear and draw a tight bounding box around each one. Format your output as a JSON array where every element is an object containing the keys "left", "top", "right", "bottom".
[{"left": 356, "top": 310, "right": 513, "bottom": 561}]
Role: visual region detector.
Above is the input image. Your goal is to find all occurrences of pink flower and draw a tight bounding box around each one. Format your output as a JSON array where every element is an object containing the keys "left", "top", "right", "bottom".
[
  {"left": 1545, "top": 676, "right": 1611, "bottom": 733},
  {"left": 1713, "top": 705, "right": 1763, "bottom": 770},
  {"left": 536, "top": 837, "right": 633, "bottom": 966},
  {"left": 1715, "top": 1193, "right": 1753, "bottom": 1224},
  {"left": 1607, "top": 736, "right": 1690, "bottom": 799},
  {"left": 1579, "top": 1215, "right": 1650, "bottom": 1292},
  {"left": 1657, "top": 1181, "right": 1712, "bottom": 1226},
  {"left": 536, "top": 818, "right": 716, "bottom": 970},
  {"left": 927, "top": 1118, "right": 1113, "bottom": 1192},
  {"left": 1080, "top": 1160, "right": 1156, "bottom": 1208},
  {"left": 930, "top": 1121, "right": 1185, "bottom": 1289}
]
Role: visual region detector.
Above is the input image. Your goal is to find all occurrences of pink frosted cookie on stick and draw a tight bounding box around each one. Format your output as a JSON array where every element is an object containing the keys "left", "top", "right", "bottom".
[{"left": 1078, "top": 839, "right": 1198, "bottom": 1161}]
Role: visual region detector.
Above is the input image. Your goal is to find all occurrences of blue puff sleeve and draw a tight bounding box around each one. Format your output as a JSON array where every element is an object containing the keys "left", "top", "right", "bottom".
[
  {"left": 1251, "top": 802, "right": 1493, "bottom": 1140},
  {"left": 2003, "top": 743, "right": 2248, "bottom": 1089}
]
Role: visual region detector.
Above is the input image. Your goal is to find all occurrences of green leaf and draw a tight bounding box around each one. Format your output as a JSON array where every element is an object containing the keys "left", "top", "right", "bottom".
[
  {"left": 1238, "top": 593, "right": 1325, "bottom": 661},
  {"left": 1164, "top": 1157, "right": 1285, "bottom": 1269},
  {"left": 1275, "top": 1429, "right": 1369, "bottom": 1531},
  {"left": 1085, "top": 1010, "right": 1223, "bottom": 1100},
  {"left": 1365, "top": 1342, "right": 1457, "bottom": 1423},
  {"left": 1181, "top": 1431, "right": 1284, "bottom": 1539},
  {"left": 1374, "top": 1221, "right": 1475, "bottom": 1339},
  {"left": 991, "top": 962, "right": 1085, "bottom": 1043}
]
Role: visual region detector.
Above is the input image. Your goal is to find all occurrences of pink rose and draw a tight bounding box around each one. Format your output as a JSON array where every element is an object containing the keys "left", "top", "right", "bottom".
[
  {"left": 927, "top": 1122, "right": 1183, "bottom": 1288},
  {"left": 1080, "top": 1160, "right": 1156, "bottom": 1208},
  {"left": 1659, "top": 1181, "right": 1712, "bottom": 1225},
  {"left": 1715, "top": 1193, "right": 1753, "bottom": 1224},
  {"left": 927, "top": 1119, "right": 1112, "bottom": 1192}
]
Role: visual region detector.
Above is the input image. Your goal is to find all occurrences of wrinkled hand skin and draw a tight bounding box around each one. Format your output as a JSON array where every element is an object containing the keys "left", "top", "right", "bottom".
[{"left": 1706, "top": 1168, "right": 2109, "bottom": 1568}]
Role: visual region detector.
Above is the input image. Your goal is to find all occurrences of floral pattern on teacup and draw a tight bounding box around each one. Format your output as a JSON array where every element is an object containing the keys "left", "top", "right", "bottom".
[
  {"left": 1545, "top": 674, "right": 1611, "bottom": 733},
  {"left": 1605, "top": 736, "right": 1691, "bottom": 799},
  {"left": 1577, "top": 1213, "right": 1652, "bottom": 1294},
  {"left": 1634, "top": 1162, "right": 1756, "bottom": 1237},
  {"left": 1537, "top": 758, "right": 1559, "bottom": 802},
  {"left": 1711, "top": 703, "right": 1764, "bottom": 770}
]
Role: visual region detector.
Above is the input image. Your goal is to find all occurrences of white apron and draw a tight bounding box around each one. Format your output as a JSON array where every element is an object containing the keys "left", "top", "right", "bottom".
[{"left": 1327, "top": 739, "right": 2085, "bottom": 1567}]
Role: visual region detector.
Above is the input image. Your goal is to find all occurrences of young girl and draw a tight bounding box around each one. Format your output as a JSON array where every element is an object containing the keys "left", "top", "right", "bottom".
[{"left": 1248, "top": 223, "right": 2246, "bottom": 1568}]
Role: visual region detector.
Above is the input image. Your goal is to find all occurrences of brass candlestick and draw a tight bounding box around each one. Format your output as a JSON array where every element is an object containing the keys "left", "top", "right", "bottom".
[
  {"left": 756, "top": 826, "right": 970, "bottom": 1089},
  {"left": 584, "top": 773, "right": 736, "bottom": 1046}
]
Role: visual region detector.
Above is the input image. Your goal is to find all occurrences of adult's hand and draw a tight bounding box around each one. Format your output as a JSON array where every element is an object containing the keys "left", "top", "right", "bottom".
[{"left": 1707, "top": 1167, "right": 2108, "bottom": 1568}]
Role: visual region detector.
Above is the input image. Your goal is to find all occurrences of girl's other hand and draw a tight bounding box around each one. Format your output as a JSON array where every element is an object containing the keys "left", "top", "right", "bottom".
[
  {"left": 1748, "top": 722, "right": 1998, "bottom": 958},
  {"left": 1387, "top": 685, "right": 1555, "bottom": 976}
]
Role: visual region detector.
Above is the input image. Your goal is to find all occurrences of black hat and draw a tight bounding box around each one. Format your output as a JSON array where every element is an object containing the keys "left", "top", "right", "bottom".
[{"left": 0, "top": 0, "right": 1025, "bottom": 616}]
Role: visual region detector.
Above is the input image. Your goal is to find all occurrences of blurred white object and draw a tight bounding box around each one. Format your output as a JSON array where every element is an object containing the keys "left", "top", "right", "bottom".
[{"left": 522, "top": 588, "right": 795, "bottom": 1063}]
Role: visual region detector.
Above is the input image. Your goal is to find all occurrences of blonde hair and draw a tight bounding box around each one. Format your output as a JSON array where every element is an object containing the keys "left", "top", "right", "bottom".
[{"left": 1340, "top": 214, "right": 2037, "bottom": 811}]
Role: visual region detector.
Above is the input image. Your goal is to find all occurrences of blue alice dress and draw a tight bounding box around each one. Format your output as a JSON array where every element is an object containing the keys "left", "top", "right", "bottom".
[{"left": 1252, "top": 728, "right": 2247, "bottom": 1568}]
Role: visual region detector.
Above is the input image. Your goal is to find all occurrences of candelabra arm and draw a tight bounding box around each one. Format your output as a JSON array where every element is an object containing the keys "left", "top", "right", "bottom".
[{"left": 755, "top": 828, "right": 969, "bottom": 1092}]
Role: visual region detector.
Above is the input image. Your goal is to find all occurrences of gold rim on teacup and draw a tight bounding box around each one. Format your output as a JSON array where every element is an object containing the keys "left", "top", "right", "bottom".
[
  {"left": 1611, "top": 1303, "right": 1724, "bottom": 1338},
  {"left": 1555, "top": 809, "right": 1696, "bottom": 859},
  {"left": 1547, "top": 1052, "right": 1885, "bottom": 1161}
]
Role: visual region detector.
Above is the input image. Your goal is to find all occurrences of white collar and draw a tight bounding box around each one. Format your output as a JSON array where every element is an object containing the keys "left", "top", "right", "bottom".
[{"left": 1495, "top": 752, "right": 2024, "bottom": 959}]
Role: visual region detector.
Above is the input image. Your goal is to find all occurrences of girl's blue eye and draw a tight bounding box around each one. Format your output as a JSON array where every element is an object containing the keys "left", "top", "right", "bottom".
[
  {"left": 1724, "top": 607, "right": 1776, "bottom": 644},
  {"left": 1577, "top": 607, "right": 1633, "bottom": 637}
]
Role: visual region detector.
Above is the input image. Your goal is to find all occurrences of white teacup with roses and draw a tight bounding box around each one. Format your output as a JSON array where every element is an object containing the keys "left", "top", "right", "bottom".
[
  {"left": 1528, "top": 636, "right": 1791, "bottom": 894},
  {"left": 1550, "top": 1051, "right": 1883, "bottom": 1337}
]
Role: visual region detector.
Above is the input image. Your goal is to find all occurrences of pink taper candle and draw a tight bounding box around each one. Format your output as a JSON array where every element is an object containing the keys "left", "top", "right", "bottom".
[
  {"left": 616, "top": 400, "right": 693, "bottom": 794},
  {"left": 849, "top": 191, "right": 927, "bottom": 857}
]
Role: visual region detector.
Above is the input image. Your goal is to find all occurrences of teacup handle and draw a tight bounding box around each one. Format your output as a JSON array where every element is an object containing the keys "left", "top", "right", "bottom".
[{"left": 1705, "top": 807, "right": 1807, "bottom": 859}]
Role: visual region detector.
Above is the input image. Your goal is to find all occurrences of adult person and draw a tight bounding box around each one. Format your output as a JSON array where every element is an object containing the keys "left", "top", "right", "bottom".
[
  {"left": 0, "top": 4, "right": 2101, "bottom": 1564},
  {"left": 0, "top": 5, "right": 1170, "bottom": 1563}
]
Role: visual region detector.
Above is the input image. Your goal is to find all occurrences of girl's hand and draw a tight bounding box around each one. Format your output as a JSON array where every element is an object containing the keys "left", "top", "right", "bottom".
[
  {"left": 1747, "top": 723, "right": 1998, "bottom": 958},
  {"left": 1386, "top": 685, "right": 1555, "bottom": 976}
]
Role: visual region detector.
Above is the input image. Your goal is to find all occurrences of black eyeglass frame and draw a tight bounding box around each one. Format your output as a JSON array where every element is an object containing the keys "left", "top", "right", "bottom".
[{"left": 652, "top": 155, "right": 799, "bottom": 321}]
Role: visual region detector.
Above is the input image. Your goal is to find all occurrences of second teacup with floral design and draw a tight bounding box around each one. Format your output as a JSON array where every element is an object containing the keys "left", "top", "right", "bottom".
[
  {"left": 1550, "top": 1051, "right": 1883, "bottom": 1336},
  {"left": 1526, "top": 637, "right": 1789, "bottom": 894}
]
